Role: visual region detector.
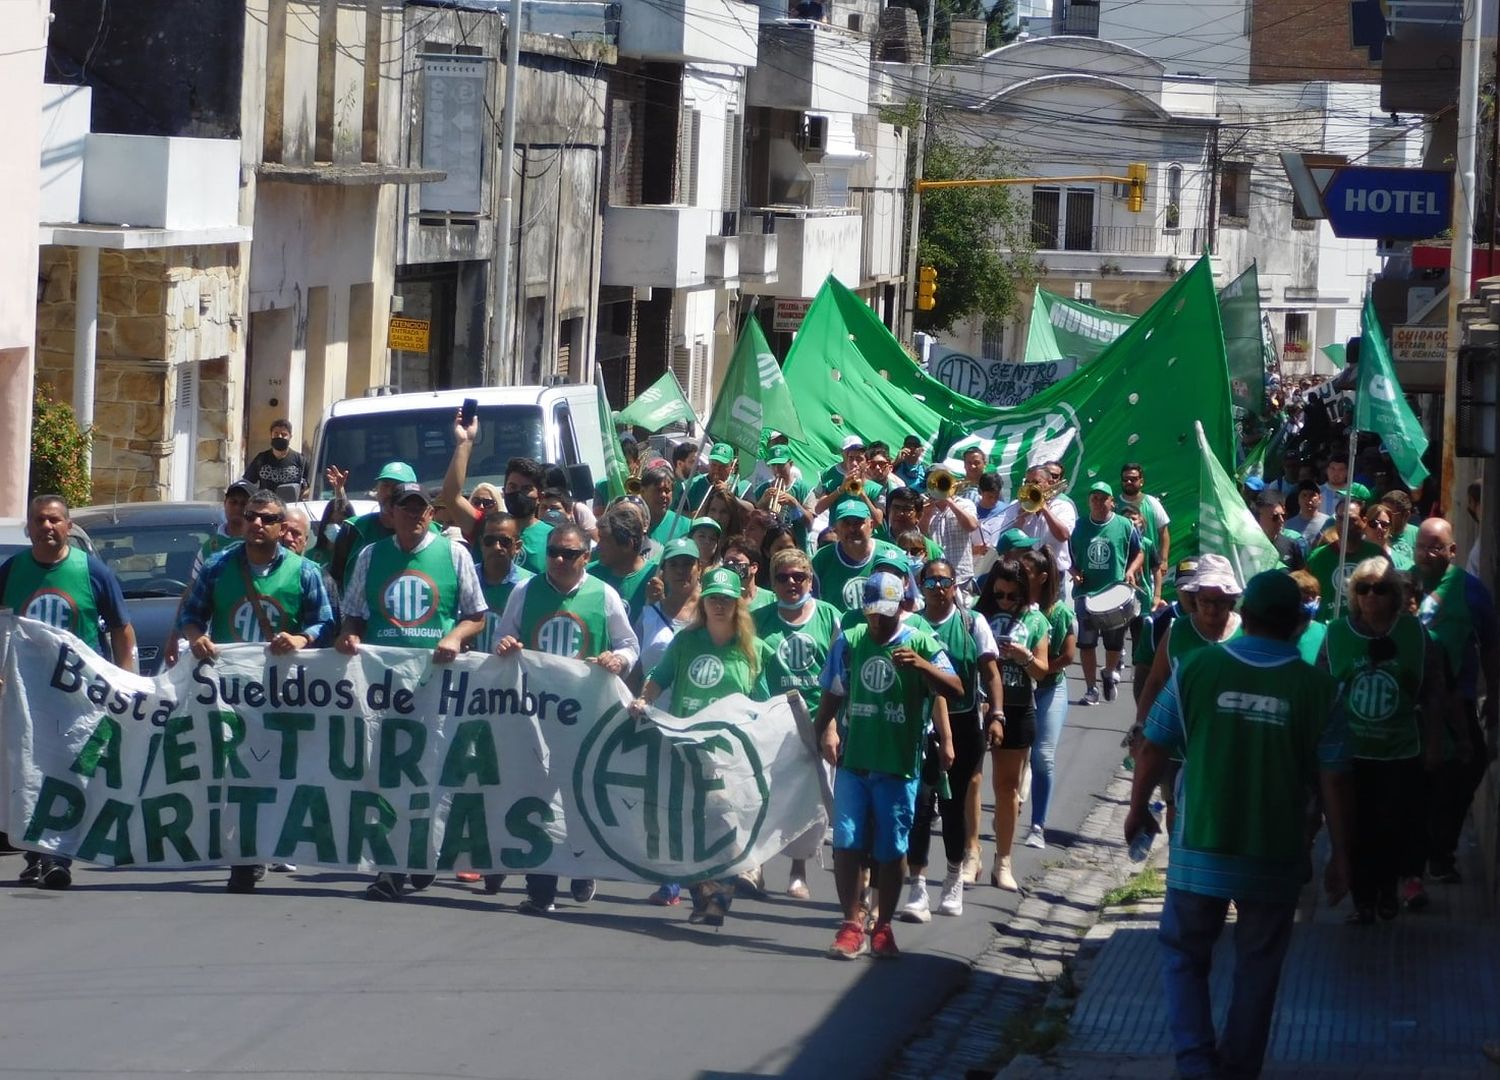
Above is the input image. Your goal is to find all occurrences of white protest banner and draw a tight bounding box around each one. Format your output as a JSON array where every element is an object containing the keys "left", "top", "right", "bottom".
[
  {"left": 929, "top": 346, "right": 1078, "bottom": 408},
  {"left": 0, "top": 617, "right": 825, "bottom": 884}
]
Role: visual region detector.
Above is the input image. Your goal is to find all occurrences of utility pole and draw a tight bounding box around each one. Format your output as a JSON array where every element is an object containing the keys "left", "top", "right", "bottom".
[
  {"left": 1440, "top": 0, "right": 1480, "bottom": 510},
  {"left": 899, "top": 0, "right": 936, "bottom": 346},
  {"left": 488, "top": 0, "right": 524, "bottom": 385}
]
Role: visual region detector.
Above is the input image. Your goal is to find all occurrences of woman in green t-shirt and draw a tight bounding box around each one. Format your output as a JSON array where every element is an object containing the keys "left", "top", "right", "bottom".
[
  {"left": 974, "top": 557, "right": 1051, "bottom": 891},
  {"left": 633, "top": 565, "right": 772, "bottom": 925},
  {"left": 1021, "top": 546, "right": 1077, "bottom": 849}
]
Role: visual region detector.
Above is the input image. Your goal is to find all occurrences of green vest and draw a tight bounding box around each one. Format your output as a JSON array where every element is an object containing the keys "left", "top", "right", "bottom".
[
  {"left": 911, "top": 608, "right": 982, "bottom": 713},
  {"left": 586, "top": 558, "right": 657, "bottom": 626},
  {"left": 1167, "top": 613, "right": 1241, "bottom": 669},
  {"left": 477, "top": 566, "right": 533, "bottom": 653},
  {"left": 1306, "top": 540, "right": 1387, "bottom": 620},
  {"left": 1325, "top": 614, "right": 1423, "bottom": 760},
  {"left": 1, "top": 547, "right": 101, "bottom": 649},
  {"left": 517, "top": 574, "right": 612, "bottom": 659},
  {"left": 1070, "top": 514, "right": 1134, "bottom": 595},
  {"left": 519, "top": 520, "right": 554, "bottom": 576},
  {"left": 1177, "top": 644, "right": 1337, "bottom": 862},
  {"left": 1295, "top": 619, "right": 1327, "bottom": 666},
  {"left": 812, "top": 542, "right": 875, "bottom": 615},
  {"left": 839, "top": 623, "right": 947, "bottom": 779},
  {"left": 754, "top": 599, "right": 841, "bottom": 713},
  {"left": 651, "top": 510, "right": 691, "bottom": 544},
  {"left": 649, "top": 626, "right": 770, "bottom": 717},
  {"left": 343, "top": 512, "right": 440, "bottom": 587},
  {"left": 362, "top": 537, "right": 461, "bottom": 647},
  {"left": 207, "top": 546, "right": 309, "bottom": 644}
]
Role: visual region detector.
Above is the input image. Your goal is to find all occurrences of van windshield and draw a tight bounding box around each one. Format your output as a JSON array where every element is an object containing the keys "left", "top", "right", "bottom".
[{"left": 314, "top": 405, "right": 547, "bottom": 497}]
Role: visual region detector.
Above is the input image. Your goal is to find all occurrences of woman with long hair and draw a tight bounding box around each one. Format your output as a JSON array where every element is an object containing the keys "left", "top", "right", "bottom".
[
  {"left": 636, "top": 538, "right": 702, "bottom": 680},
  {"left": 1021, "top": 545, "right": 1076, "bottom": 849},
  {"left": 633, "top": 567, "right": 772, "bottom": 924},
  {"left": 973, "top": 556, "right": 1050, "bottom": 890}
]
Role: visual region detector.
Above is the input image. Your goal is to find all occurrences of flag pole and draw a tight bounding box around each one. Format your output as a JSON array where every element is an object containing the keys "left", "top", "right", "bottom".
[{"left": 1332, "top": 382, "right": 1359, "bottom": 622}]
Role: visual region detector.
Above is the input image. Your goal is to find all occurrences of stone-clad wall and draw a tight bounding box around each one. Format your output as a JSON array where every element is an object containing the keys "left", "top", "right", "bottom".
[{"left": 34, "top": 245, "right": 243, "bottom": 504}]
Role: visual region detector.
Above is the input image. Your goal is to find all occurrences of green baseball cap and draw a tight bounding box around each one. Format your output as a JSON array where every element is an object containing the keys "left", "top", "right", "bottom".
[
  {"left": 871, "top": 541, "right": 909, "bottom": 575},
  {"left": 1336, "top": 482, "right": 1372, "bottom": 503},
  {"left": 833, "top": 498, "right": 871, "bottom": 522},
  {"left": 997, "top": 528, "right": 1038, "bottom": 552},
  {"left": 689, "top": 516, "right": 723, "bottom": 534},
  {"left": 1088, "top": 480, "right": 1113, "bottom": 497},
  {"left": 663, "top": 537, "right": 699, "bottom": 562},
  {"left": 376, "top": 461, "right": 418, "bottom": 484},
  {"left": 766, "top": 445, "right": 793, "bottom": 465},
  {"left": 708, "top": 443, "right": 736, "bottom": 465},
  {"left": 700, "top": 566, "right": 744, "bottom": 600}
]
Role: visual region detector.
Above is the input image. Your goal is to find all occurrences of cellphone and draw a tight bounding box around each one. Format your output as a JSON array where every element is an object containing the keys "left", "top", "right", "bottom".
[{"left": 460, "top": 397, "right": 479, "bottom": 427}]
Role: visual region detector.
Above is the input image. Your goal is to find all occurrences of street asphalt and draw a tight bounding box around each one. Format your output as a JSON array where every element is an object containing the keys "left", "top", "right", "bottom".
[{"left": 0, "top": 670, "right": 1136, "bottom": 1080}]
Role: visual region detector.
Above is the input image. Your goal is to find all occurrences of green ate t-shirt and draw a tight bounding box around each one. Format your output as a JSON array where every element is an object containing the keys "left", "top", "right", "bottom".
[
  {"left": 1069, "top": 513, "right": 1137, "bottom": 595},
  {"left": 648, "top": 625, "right": 772, "bottom": 717},
  {"left": 754, "top": 599, "right": 842, "bottom": 713},
  {"left": 1305, "top": 540, "right": 1387, "bottom": 620}
]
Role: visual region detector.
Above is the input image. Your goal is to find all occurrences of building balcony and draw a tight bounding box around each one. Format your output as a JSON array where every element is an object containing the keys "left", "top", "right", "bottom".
[
  {"left": 739, "top": 206, "right": 861, "bottom": 298},
  {"left": 746, "top": 22, "right": 870, "bottom": 114},
  {"left": 80, "top": 134, "right": 242, "bottom": 230},
  {"left": 616, "top": 0, "right": 759, "bottom": 65},
  {"left": 739, "top": 231, "right": 779, "bottom": 280},
  {"left": 705, "top": 235, "right": 739, "bottom": 280},
  {"left": 1054, "top": 0, "right": 1099, "bottom": 36},
  {"left": 601, "top": 204, "right": 726, "bottom": 289},
  {"left": 1028, "top": 225, "right": 1217, "bottom": 277}
]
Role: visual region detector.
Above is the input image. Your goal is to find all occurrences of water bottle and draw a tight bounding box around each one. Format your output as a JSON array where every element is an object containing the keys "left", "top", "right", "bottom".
[{"left": 1128, "top": 811, "right": 1160, "bottom": 863}]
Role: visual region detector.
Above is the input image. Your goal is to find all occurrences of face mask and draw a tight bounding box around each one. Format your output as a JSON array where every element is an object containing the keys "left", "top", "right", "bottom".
[
  {"left": 776, "top": 592, "right": 810, "bottom": 610},
  {"left": 542, "top": 506, "right": 568, "bottom": 525},
  {"left": 271, "top": 436, "right": 290, "bottom": 452},
  {"left": 504, "top": 490, "right": 537, "bottom": 519}
]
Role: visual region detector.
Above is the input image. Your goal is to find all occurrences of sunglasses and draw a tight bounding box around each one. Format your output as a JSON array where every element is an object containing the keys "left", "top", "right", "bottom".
[
  {"left": 723, "top": 560, "right": 751, "bottom": 577},
  {"left": 1366, "top": 519, "right": 1390, "bottom": 530},
  {"left": 482, "top": 535, "right": 516, "bottom": 548},
  {"left": 1354, "top": 582, "right": 1392, "bottom": 596},
  {"left": 243, "top": 510, "right": 284, "bottom": 525},
  {"left": 775, "top": 571, "right": 810, "bottom": 585},
  {"left": 547, "top": 547, "right": 587, "bottom": 561},
  {"left": 472, "top": 497, "right": 497, "bottom": 510},
  {"left": 992, "top": 588, "right": 1021, "bottom": 601},
  {"left": 922, "top": 576, "right": 955, "bottom": 590}
]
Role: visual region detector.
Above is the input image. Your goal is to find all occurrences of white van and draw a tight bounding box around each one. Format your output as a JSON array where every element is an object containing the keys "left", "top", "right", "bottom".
[{"left": 305, "top": 384, "right": 605, "bottom": 506}]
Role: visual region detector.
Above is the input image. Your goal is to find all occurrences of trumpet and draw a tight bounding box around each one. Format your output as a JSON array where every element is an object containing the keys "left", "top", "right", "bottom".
[
  {"left": 767, "top": 477, "right": 794, "bottom": 524},
  {"left": 625, "top": 475, "right": 643, "bottom": 495},
  {"left": 842, "top": 474, "right": 866, "bottom": 497},
  {"left": 926, "top": 468, "right": 956, "bottom": 498}
]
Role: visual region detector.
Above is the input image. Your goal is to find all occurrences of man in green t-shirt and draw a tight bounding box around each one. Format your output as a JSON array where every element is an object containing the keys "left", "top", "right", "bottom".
[
  {"left": 1126, "top": 571, "right": 1354, "bottom": 1080},
  {"left": 586, "top": 503, "right": 657, "bottom": 627},
  {"left": 1068, "top": 482, "right": 1143, "bottom": 705},
  {"left": 816, "top": 572, "right": 962, "bottom": 960},
  {"left": 684, "top": 442, "right": 748, "bottom": 510},
  {"left": 812, "top": 435, "right": 886, "bottom": 529},
  {"left": 751, "top": 444, "right": 814, "bottom": 548},
  {"left": 639, "top": 463, "right": 691, "bottom": 543},
  {"left": 813, "top": 500, "right": 880, "bottom": 617}
]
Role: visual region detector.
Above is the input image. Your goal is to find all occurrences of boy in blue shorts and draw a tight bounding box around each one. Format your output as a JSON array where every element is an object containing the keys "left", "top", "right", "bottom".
[{"left": 817, "top": 572, "right": 961, "bottom": 958}]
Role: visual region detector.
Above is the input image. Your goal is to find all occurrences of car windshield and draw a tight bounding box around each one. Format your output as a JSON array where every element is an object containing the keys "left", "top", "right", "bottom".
[
  {"left": 314, "top": 404, "right": 546, "bottom": 498},
  {"left": 84, "top": 521, "right": 215, "bottom": 599}
]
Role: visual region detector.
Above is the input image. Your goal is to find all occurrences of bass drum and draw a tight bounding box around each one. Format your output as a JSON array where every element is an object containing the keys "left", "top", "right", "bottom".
[{"left": 1084, "top": 583, "right": 1139, "bottom": 631}]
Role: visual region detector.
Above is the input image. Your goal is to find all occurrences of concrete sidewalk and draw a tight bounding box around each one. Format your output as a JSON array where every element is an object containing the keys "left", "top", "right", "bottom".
[{"left": 998, "top": 835, "right": 1500, "bottom": 1079}]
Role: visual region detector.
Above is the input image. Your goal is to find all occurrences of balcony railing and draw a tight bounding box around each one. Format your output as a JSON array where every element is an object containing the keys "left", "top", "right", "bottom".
[
  {"left": 1030, "top": 224, "right": 1208, "bottom": 257},
  {"left": 1057, "top": 0, "right": 1099, "bottom": 36}
]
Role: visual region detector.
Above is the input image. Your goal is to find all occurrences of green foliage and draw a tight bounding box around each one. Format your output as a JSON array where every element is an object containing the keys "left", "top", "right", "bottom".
[
  {"left": 1101, "top": 866, "right": 1166, "bottom": 907},
  {"left": 31, "top": 385, "right": 92, "bottom": 508},
  {"left": 914, "top": 131, "right": 1038, "bottom": 334}
]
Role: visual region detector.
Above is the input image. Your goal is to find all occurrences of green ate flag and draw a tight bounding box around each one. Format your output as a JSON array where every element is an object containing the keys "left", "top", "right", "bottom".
[
  {"left": 1220, "top": 264, "right": 1267, "bottom": 417},
  {"left": 706, "top": 315, "right": 805, "bottom": 460},
  {"left": 1024, "top": 287, "right": 1135, "bottom": 363},
  {"left": 1356, "top": 295, "right": 1430, "bottom": 488},
  {"left": 1197, "top": 421, "right": 1283, "bottom": 588},
  {"left": 614, "top": 370, "right": 697, "bottom": 433},
  {"left": 593, "top": 367, "right": 629, "bottom": 501},
  {"left": 781, "top": 257, "right": 1235, "bottom": 564}
]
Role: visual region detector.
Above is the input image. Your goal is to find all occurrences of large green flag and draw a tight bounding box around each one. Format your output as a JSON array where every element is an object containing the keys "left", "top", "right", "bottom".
[
  {"left": 1356, "top": 294, "right": 1430, "bottom": 487},
  {"left": 1219, "top": 264, "right": 1267, "bottom": 417},
  {"left": 614, "top": 370, "right": 697, "bottom": 432},
  {"left": 1196, "top": 421, "right": 1282, "bottom": 588},
  {"left": 781, "top": 257, "right": 1235, "bottom": 564},
  {"left": 706, "top": 315, "right": 805, "bottom": 459},
  {"left": 593, "top": 367, "right": 629, "bottom": 501},
  {"left": 1024, "top": 287, "right": 1135, "bottom": 363}
]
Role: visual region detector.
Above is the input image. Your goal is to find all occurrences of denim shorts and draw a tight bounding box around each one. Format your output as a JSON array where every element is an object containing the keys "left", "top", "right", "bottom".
[{"left": 832, "top": 767, "right": 921, "bottom": 862}]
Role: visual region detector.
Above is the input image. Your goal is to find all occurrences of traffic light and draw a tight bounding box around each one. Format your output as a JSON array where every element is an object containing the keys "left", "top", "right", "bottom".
[
  {"left": 917, "top": 265, "right": 938, "bottom": 311},
  {"left": 1127, "top": 162, "right": 1148, "bottom": 213}
]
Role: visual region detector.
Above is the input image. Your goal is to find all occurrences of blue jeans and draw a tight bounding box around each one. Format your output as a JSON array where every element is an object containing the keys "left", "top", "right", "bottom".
[
  {"left": 1158, "top": 888, "right": 1296, "bottom": 1080},
  {"left": 1030, "top": 679, "right": 1069, "bottom": 829}
]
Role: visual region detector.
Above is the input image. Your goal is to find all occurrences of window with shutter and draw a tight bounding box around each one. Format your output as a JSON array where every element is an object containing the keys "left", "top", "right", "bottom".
[{"left": 676, "top": 107, "right": 701, "bottom": 206}]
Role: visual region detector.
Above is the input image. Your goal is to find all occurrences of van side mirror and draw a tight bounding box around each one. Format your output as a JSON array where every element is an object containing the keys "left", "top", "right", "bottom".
[{"left": 566, "top": 463, "right": 594, "bottom": 502}]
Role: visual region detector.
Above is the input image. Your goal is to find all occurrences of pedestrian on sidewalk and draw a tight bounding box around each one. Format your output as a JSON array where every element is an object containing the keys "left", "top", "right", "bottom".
[{"left": 1125, "top": 570, "right": 1354, "bottom": 1080}]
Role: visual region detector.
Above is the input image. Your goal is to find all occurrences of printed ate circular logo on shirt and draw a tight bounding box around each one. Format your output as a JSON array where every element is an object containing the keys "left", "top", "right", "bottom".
[
  {"left": 381, "top": 571, "right": 438, "bottom": 627},
  {"left": 1086, "top": 537, "right": 1111, "bottom": 569},
  {"left": 687, "top": 654, "right": 725, "bottom": 689},
  {"left": 1334, "top": 562, "right": 1357, "bottom": 598},
  {"left": 24, "top": 589, "right": 78, "bottom": 630},
  {"left": 777, "top": 631, "right": 819, "bottom": 674},
  {"left": 1347, "top": 668, "right": 1400, "bottom": 723},
  {"left": 230, "top": 597, "right": 286, "bottom": 643},
  {"left": 859, "top": 654, "right": 897, "bottom": 694},
  {"left": 534, "top": 612, "right": 590, "bottom": 658},
  {"left": 841, "top": 575, "right": 870, "bottom": 610}
]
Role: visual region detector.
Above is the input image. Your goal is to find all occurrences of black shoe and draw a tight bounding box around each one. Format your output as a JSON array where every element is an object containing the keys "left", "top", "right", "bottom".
[
  {"left": 18, "top": 859, "right": 40, "bottom": 885},
  {"left": 365, "top": 876, "right": 403, "bottom": 902},
  {"left": 38, "top": 860, "right": 72, "bottom": 890},
  {"left": 483, "top": 874, "right": 506, "bottom": 895},
  {"left": 251, "top": 864, "right": 267, "bottom": 882},
  {"left": 408, "top": 874, "right": 435, "bottom": 892},
  {"left": 518, "top": 896, "right": 556, "bottom": 915},
  {"left": 226, "top": 866, "right": 258, "bottom": 894},
  {"left": 570, "top": 878, "right": 597, "bottom": 903}
]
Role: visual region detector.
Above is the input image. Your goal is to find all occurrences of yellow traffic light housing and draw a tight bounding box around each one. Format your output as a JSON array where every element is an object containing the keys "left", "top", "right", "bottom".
[
  {"left": 917, "top": 265, "right": 938, "bottom": 312},
  {"left": 1127, "top": 162, "right": 1148, "bottom": 213}
]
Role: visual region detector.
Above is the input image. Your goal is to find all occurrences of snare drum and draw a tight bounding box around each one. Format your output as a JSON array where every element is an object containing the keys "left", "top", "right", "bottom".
[{"left": 1084, "top": 583, "right": 1140, "bottom": 631}]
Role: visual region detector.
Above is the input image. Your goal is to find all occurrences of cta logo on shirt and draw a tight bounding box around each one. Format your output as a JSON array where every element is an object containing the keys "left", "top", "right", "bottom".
[
  {"left": 859, "top": 654, "right": 897, "bottom": 694},
  {"left": 382, "top": 571, "right": 438, "bottom": 627},
  {"left": 1216, "top": 690, "right": 1291, "bottom": 727},
  {"left": 1347, "top": 668, "right": 1399, "bottom": 723},
  {"left": 231, "top": 597, "right": 286, "bottom": 642},
  {"left": 24, "top": 589, "right": 78, "bottom": 630},
  {"left": 534, "top": 613, "right": 590, "bottom": 658},
  {"left": 687, "top": 654, "right": 725, "bottom": 689}
]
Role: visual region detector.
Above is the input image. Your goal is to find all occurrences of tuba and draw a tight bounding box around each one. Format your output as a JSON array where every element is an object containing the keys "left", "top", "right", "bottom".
[{"left": 926, "top": 467, "right": 956, "bottom": 498}]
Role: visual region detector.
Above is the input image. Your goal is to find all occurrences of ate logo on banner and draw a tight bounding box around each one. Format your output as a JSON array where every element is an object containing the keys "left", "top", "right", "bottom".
[
  {"left": 1348, "top": 667, "right": 1400, "bottom": 723},
  {"left": 728, "top": 351, "right": 784, "bottom": 436},
  {"left": 382, "top": 572, "right": 438, "bottom": 626},
  {"left": 24, "top": 590, "right": 78, "bottom": 631},
  {"left": 231, "top": 598, "right": 285, "bottom": 643},
  {"left": 573, "top": 705, "right": 771, "bottom": 882}
]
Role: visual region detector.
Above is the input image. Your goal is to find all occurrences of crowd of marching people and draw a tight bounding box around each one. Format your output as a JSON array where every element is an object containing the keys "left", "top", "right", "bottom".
[{"left": 2, "top": 360, "right": 1496, "bottom": 989}]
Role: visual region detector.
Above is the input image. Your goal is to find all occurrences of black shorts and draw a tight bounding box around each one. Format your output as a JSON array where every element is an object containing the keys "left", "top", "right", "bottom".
[{"left": 998, "top": 706, "right": 1037, "bottom": 750}]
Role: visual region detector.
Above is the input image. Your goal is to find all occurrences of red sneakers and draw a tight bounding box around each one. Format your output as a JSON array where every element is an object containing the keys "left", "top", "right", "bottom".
[
  {"left": 870, "top": 921, "right": 900, "bottom": 959},
  {"left": 828, "top": 920, "right": 869, "bottom": 959}
]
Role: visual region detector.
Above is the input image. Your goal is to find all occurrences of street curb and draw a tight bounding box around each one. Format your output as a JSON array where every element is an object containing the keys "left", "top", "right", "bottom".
[{"left": 886, "top": 767, "right": 1153, "bottom": 1080}]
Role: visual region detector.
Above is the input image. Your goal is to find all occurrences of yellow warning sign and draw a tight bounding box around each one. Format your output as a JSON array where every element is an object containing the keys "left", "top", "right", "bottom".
[{"left": 389, "top": 317, "right": 431, "bottom": 353}]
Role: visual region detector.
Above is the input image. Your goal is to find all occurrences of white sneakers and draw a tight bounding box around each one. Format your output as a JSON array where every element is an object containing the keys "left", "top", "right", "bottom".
[
  {"left": 991, "top": 854, "right": 1019, "bottom": 891},
  {"left": 1025, "top": 824, "right": 1046, "bottom": 849},
  {"left": 898, "top": 876, "right": 931, "bottom": 923},
  {"left": 938, "top": 865, "right": 964, "bottom": 917}
]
